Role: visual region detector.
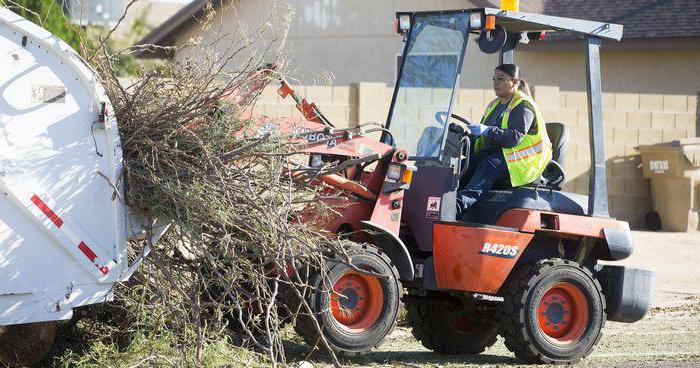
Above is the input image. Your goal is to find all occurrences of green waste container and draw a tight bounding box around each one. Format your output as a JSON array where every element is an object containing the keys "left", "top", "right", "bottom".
[{"left": 638, "top": 138, "right": 700, "bottom": 232}]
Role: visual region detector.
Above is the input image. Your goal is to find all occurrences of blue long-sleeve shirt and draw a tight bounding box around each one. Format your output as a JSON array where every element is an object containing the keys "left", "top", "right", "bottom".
[{"left": 482, "top": 101, "right": 535, "bottom": 148}]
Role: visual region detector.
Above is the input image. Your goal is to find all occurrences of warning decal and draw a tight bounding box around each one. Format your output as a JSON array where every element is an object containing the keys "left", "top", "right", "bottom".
[{"left": 426, "top": 196, "right": 440, "bottom": 219}]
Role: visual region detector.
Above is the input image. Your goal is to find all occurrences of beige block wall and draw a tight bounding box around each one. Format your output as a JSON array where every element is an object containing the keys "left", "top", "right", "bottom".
[{"left": 253, "top": 83, "right": 699, "bottom": 228}]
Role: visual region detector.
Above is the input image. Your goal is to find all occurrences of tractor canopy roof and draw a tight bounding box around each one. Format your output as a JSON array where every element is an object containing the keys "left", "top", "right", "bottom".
[{"left": 384, "top": 8, "right": 622, "bottom": 161}]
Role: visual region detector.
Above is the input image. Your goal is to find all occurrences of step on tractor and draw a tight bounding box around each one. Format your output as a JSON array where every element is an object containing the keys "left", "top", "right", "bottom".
[{"left": 275, "top": 6, "right": 655, "bottom": 365}]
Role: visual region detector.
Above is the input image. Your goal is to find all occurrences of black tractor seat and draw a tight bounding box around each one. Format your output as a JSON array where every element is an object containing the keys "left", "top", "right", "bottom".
[
  {"left": 538, "top": 122, "right": 569, "bottom": 190},
  {"left": 461, "top": 186, "right": 588, "bottom": 224}
]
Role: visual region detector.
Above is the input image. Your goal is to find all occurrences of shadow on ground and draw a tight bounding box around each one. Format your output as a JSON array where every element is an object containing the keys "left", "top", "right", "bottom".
[{"left": 283, "top": 338, "right": 520, "bottom": 367}]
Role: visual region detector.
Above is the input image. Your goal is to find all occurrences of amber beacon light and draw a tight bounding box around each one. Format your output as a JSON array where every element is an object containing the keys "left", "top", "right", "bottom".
[{"left": 501, "top": 0, "right": 520, "bottom": 11}]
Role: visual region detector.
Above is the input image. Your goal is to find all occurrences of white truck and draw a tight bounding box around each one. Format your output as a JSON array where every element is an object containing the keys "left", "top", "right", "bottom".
[{"left": 0, "top": 8, "right": 160, "bottom": 366}]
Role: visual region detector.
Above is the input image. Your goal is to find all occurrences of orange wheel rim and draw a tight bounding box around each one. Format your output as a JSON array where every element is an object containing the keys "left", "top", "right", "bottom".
[
  {"left": 537, "top": 282, "right": 589, "bottom": 344},
  {"left": 330, "top": 271, "right": 384, "bottom": 332}
]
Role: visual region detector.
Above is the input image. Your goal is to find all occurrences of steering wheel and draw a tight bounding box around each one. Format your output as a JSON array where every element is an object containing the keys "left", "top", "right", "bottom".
[
  {"left": 450, "top": 113, "right": 472, "bottom": 126},
  {"left": 434, "top": 111, "right": 449, "bottom": 126},
  {"left": 449, "top": 113, "right": 473, "bottom": 178}
]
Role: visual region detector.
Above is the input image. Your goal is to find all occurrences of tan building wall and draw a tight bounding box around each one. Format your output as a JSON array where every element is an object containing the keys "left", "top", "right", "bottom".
[
  {"left": 163, "top": 1, "right": 700, "bottom": 228},
  {"left": 168, "top": 1, "right": 700, "bottom": 97},
  {"left": 170, "top": 0, "right": 503, "bottom": 85},
  {"left": 115, "top": 0, "right": 187, "bottom": 39},
  {"left": 252, "top": 83, "right": 698, "bottom": 228},
  {"left": 519, "top": 49, "right": 700, "bottom": 96}
]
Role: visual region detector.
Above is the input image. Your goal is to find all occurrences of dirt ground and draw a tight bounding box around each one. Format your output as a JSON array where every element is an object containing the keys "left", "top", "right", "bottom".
[{"left": 336, "top": 231, "right": 700, "bottom": 367}]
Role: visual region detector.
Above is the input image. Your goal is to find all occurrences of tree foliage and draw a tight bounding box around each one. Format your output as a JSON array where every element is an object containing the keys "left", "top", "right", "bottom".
[{"left": 3, "top": 0, "right": 84, "bottom": 51}]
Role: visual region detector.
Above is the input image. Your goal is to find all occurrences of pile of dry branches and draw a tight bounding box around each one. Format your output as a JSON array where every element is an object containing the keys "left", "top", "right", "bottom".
[{"left": 60, "top": 6, "right": 348, "bottom": 368}]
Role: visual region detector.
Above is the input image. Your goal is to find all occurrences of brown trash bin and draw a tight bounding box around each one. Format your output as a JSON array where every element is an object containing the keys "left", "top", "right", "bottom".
[{"left": 638, "top": 138, "right": 700, "bottom": 232}]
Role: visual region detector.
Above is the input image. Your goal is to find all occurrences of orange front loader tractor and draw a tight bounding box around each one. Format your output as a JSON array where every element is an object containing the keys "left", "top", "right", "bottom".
[{"left": 267, "top": 7, "right": 655, "bottom": 364}]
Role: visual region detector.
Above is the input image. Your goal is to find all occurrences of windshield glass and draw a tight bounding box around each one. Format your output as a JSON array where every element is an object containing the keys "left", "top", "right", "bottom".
[{"left": 386, "top": 13, "right": 469, "bottom": 159}]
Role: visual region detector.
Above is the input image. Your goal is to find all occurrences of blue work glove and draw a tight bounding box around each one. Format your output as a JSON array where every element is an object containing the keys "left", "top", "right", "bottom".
[{"left": 466, "top": 123, "right": 490, "bottom": 137}]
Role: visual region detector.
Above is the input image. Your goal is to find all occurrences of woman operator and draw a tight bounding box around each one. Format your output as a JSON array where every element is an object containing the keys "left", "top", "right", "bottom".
[{"left": 457, "top": 64, "right": 552, "bottom": 214}]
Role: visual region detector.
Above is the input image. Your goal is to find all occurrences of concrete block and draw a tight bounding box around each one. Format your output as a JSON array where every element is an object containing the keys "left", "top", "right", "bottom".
[
  {"left": 614, "top": 93, "right": 639, "bottom": 111},
  {"left": 602, "top": 93, "right": 615, "bottom": 109},
  {"left": 562, "top": 180, "right": 577, "bottom": 192},
  {"left": 357, "top": 82, "right": 389, "bottom": 106},
  {"left": 564, "top": 91, "right": 588, "bottom": 109},
  {"left": 566, "top": 160, "right": 589, "bottom": 181},
  {"left": 662, "top": 127, "right": 687, "bottom": 142},
  {"left": 639, "top": 94, "right": 664, "bottom": 111},
  {"left": 322, "top": 105, "right": 349, "bottom": 127},
  {"left": 358, "top": 106, "right": 389, "bottom": 124},
  {"left": 263, "top": 104, "right": 290, "bottom": 117},
  {"left": 332, "top": 86, "right": 351, "bottom": 104},
  {"left": 651, "top": 112, "right": 675, "bottom": 128},
  {"left": 674, "top": 112, "right": 695, "bottom": 129},
  {"left": 663, "top": 95, "right": 688, "bottom": 112},
  {"left": 577, "top": 110, "right": 591, "bottom": 127},
  {"left": 542, "top": 109, "right": 577, "bottom": 125},
  {"left": 603, "top": 110, "right": 627, "bottom": 127},
  {"left": 458, "top": 89, "right": 485, "bottom": 107},
  {"left": 569, "top": 125, "right": 589, "bottom": 144},
  {"left": 533, "top": 85, "right": 560, "bottom": 109},
  {"left": 687, "top": 128, "right": 697, "bottom": 138},
  {"left": 638, "top": 128, "right": 665, "bottom": 145},
  {"left": 348, "top": 103, "right": 359, "bottom": 125},
  {"left": 623, "top": 178, "right": 650, "bottom": 197},
  {"left": 259, "top": 86, "right": 282, "bottom": 103},
  {"left": 689, "top": 95, "right": 697, "bottom": 112},
  {"left": 575, "top": 175, "right": 590, "bottom": 195},
  {"left": 432, "top": 88, "right": 454, "bottom": 105},
  {"left": 626, "top": 111, "right": 652, "bottom": 128},
  {"left": 305, "top": 86, "right": 333, "bottom": 105},
  {"left": 574, "top": 143, "right": 591, "bottom": 162},
  {"left": 604, "top": 126, "right": 614, "bottom": 146},
  {"left": 403, "top": 87, "right": 432, "bottom": 105},
  {"left": 613, "top": 127, "right": 637, "bottom": 147},
  {"left": 451, "top": 105, "right": 473, "bottom": 122},
  {"left": 605, "top": 144, "right": 626, "bottom": 159}
]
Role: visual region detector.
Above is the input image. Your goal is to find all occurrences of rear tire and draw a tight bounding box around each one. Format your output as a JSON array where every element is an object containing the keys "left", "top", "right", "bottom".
[
  {"left": 0, "top": 321, "right": 58, "bottom": 367},
  {"left": 405, "top": 299, "right": 498, "bottom": 354},
  {"left": 500, "top": 259, "right": 605, "bottom": 364},
  {"left": 294, "top": 243, "right": 401, "bottom": 356}
]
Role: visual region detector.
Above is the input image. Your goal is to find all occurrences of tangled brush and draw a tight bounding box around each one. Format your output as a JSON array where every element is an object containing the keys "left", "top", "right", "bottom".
[{"left": 54, "top": 6, "right": 349, "bottom": 368}]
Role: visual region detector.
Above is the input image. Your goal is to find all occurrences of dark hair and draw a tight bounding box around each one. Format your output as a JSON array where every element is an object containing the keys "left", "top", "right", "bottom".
[{"left": 495, "top": 64, "right": 531, "bottom": 96}]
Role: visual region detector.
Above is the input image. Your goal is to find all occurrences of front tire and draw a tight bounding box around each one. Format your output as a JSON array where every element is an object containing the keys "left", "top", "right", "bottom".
[
  {"left": 405, "top": 299, "right": 499, "bottom": 354},
  {"left": 500, "top": 259, "right": 606, "bottom": 364},
  {"left": 294, "top": 243, "right": 401, "bottom": 356}
]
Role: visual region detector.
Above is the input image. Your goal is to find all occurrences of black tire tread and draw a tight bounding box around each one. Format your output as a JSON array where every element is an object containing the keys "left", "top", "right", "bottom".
[
  {"left": 499, "top": 258, "right": 606, "bottom": 364},
  {"left": 405, "top": 300, "right": 498, "bottom": 354},
  {"left": 293, "top": 242, "right": 401, "bottom": 356}
]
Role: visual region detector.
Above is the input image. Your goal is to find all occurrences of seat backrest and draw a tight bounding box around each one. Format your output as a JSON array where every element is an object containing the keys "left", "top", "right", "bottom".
[{"left": 545, "top": 122, "right": 569, "bottom": 165}]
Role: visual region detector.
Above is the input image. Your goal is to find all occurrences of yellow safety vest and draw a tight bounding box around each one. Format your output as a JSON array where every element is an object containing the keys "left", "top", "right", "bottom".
[{"left": 474, "top": 90, "right": 552, "bottom": 187}]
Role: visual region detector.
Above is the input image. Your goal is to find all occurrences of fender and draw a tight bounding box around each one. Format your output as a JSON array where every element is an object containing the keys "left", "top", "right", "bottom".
[
  {"left": 496, "top": 208, "right": 634, "bottom": 260},
  {"left": 361, "top": 220, "right": 414, "bottom": 281},
  {"left": 601, "top": 225, "right": 633, "bottom": 261}
]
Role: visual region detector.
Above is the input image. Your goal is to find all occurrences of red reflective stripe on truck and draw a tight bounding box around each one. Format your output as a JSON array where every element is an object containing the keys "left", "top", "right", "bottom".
[
  {"left": 78, "top": 241, "right": 97, "bottom": 262},
  {"left": 30, "top": 194, "right": 64, "bottom": 228}
]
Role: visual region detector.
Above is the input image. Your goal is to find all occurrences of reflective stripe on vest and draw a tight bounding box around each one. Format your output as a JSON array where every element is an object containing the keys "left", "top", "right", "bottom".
[
  {"left": 504, "top": 139, "right": 544, "bottom": 163},
  {"left": 476, "top": 90, "right": 552, "bottom": 187}
]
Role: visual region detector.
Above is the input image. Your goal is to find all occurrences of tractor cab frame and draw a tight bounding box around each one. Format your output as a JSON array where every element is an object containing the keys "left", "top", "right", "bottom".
[
  {"left": 279, "top": 7, "right": 654, "bottom": 365},
  {"left": 385, "top": 8, "right": 619, "bottom": 225}
]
